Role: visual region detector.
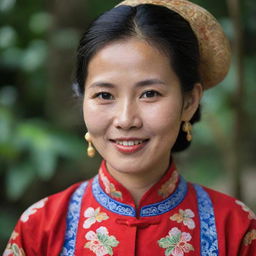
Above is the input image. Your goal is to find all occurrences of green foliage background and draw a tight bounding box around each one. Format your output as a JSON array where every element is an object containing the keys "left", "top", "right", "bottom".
[{"left": 0, "top": 0, "right": 255, "bottom": 251}]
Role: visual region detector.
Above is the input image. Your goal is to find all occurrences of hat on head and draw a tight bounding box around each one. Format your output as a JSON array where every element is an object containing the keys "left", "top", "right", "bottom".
[{"left": 117, "top": 0, "right": 231, "bottom": 89}]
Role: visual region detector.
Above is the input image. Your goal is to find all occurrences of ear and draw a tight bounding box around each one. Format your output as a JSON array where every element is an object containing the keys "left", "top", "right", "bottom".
[{"left": 181, "top": 83, "right": 203, "bottom": 121}]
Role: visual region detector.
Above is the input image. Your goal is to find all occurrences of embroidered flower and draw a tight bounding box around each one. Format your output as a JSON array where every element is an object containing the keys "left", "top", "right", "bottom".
[
  {"left": 10, "top": 231, "right": 19, "bottom": 240},
  {"left": 244, "top": 229, "right": 256, "bottom": 246},
  {"left": 158, "top": 170, "right": 178, "bottom": 198},
  {"left": 85, "top": 226, "right": 119, "bottom": 256},
  {"left": 170, "top": 209, "right": 195, "bottom": 230},
  {"left": 20, "top": 198, "right": 48, "bottom": 222},
  {"left": 100, "top": 170, "right": 122, "bottom": 200},
  {"left": 3, "top": 243, "right": 26, "bottom": 256},
  {"left": 158, "top": 227, "right": 194, "bottom": 256},
  {"left": 83, "top": 207, "right": 109, "bottom": 229},
  {"left": 3, "top": 244, "right": 12, "bottom": 256},
  {"left": 235, "top": 200, "right": 256, "bottom": 220}
]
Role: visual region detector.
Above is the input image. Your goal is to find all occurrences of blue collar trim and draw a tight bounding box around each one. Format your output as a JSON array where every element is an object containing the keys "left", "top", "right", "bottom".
[
  {"left": 140, "top": 176, "right": 187, "bottom": 217},
  {"left": 92, "top": 175, "right": 187, "bottom": 217},
  {"left": 92, "top": 175, "right": 136, "bottom": 217},
  {"left": 60, "top": 181, "right": 88, "bottom": 256},
  {"left": 193, "top": 184, "right": 219, "bottom": 256}
]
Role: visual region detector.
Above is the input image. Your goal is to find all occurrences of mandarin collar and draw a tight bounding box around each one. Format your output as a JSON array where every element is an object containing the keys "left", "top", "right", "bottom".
[{"left": 96, "top": 160, "right": 182, "bottom": 209}]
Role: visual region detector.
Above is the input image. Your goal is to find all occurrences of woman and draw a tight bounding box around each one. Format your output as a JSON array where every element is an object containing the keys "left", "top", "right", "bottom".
[{"left": 4, "top": 0, "right": 256, "bottom": 255}]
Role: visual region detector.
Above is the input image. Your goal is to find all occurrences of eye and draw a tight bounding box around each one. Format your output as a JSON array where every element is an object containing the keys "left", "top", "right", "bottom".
[
  {"left": 141, "top": 90, "right": 161, "bottom": 98},
  {"left": 95, "top": 92, "right": 114, "bottom": 100}
]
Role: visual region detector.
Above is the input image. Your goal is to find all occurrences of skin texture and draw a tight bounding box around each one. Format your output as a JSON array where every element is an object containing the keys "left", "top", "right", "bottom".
[{"left": 83, "top": 38, "right": 202, "bottom": 205}]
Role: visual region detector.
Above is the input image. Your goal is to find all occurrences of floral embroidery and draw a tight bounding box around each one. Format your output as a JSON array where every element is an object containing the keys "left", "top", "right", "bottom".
[
  {"left": 83, "top": 207, "right": 109, "bottom": 229},
  {"left": 158, "top": 170, "right": 178, "bottom": 198},
  {"left": 3, "top": 243, "right": 26, "bottom": 256},
  {"left": 244, "top": 229, "right": 256, "bottom": 246},
  {"left": 140, "top": 177, "right": 187, "bottom": 217},
  {"left": 20, "top": 197, "right": 48, "bottom": 222},
  {"left": 99, "top": 170, "right": 123, "bottom": 200},
  {"left": 3, "top": 243, "right": 12, "bottom": 256},
  {"left": 235, "top": 200, "right": 256, "bottom": 220},
  {"left": 92, "top": 176, "right": 136, "bottom": 217},
  {"left": 170, "top": 209, "right": 195, "bottom": 230},
  {"left": 158, "top": 227, "right": 194, "bottom": 256},
  {"left": 10, "top": 231, "right": 19, "bottom": 240},
  {"left": 85, "top": 226, "right": 119, "bottom": 256}
]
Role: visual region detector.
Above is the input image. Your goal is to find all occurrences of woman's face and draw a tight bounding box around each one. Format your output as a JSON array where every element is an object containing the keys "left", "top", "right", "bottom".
[{"left": 83, "top": 38, "right": 201, "bottom": 176}]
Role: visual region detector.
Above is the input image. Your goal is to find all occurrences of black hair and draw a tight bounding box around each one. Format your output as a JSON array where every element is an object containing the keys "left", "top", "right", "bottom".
[{"left": 74, "top": 4, "right": 201, "bottom": 152}]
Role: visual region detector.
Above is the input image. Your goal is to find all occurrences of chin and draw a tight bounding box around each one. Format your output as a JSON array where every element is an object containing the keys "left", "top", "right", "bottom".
[{"left": 106, "top": 157, "right": 150, "bottom": 175}]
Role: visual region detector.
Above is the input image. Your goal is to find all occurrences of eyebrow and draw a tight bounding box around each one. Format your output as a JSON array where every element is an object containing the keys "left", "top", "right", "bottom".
[
  {"left": 89, "top": 79, "right": 166, "bottom": 88},
  {"left": 136, "top": 79, "right": 166, "bottom": 87},
  {"left": 89, "top": 82, "right": 115, "bottom": 89}
]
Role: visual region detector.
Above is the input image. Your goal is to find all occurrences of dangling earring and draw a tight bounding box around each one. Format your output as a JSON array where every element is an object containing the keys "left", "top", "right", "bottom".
[
  {"left": 85, "top": 132, "right": 96, "bottom": 158},
  {"left": 182, "top": 121, "right": 192, "bottom": 142}
]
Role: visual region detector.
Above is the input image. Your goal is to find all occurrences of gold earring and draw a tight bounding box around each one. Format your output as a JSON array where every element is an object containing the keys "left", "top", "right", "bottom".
[
  {"left": 182, "top": 121, "right": 192, "bottom": 142},
  {"left": 85, "top": 132, "right": 96, "bottom": 158}
]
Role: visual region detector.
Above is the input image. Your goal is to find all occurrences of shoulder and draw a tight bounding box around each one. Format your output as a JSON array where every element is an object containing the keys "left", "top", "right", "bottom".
[
  {"left": 201, "top": 185, "right": 255, "bottom": 220},
  {"left": 192, "top": 183, "right": 256, "bottom": 254},
  {"left": 5, "top": 180, "right": 91, "bottom": 255},
  {"left": 193, "top": 183, "right": 255, "bottom": 235},
  {"left": 19, "top": 180, "right": 91, "bottom": 225}
]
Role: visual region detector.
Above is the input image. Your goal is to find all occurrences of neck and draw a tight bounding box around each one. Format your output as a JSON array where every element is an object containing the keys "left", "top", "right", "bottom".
[{"left": 106, "top": 159, "right": 171, "bottom": 207}]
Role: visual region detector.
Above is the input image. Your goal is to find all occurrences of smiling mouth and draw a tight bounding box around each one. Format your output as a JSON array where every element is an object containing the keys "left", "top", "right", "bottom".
[
  {"left": 110, "top": 139, "right": 149, "bottom": 153},
  {"left": 115, "top": 140, "right": 146, "bottom": 146}
]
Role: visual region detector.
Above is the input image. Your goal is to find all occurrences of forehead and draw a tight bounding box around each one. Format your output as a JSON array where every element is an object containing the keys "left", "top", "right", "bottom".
[{"left": 86, "top": 38, "right": 177, "bottom": 85}]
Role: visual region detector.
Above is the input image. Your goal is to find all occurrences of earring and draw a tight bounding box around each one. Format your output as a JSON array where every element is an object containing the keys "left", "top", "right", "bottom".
[
  {"left": 182, "top": 121, "right": 192, "bottom": 142},
  {"left": 85, "top": 132, "right": 96, "bottom": 158}
]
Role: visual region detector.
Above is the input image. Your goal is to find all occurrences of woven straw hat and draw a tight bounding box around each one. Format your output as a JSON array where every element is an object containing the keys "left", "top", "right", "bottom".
[{"left": 117, "top": 0, "right": 231, "bottom": 89}]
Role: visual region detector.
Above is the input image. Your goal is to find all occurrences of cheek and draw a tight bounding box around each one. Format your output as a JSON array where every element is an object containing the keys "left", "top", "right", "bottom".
[
  {"left": 142, "top": 99, "right": 183, "bottom": 136},
  {"left": 83, "top": 100, "right": 109, "bottom": 136}
]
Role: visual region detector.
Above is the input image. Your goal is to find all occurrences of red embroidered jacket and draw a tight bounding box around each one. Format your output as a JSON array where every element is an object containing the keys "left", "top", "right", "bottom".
[{"left": 3, "top": 161, "right": 256, "bottom": 256}]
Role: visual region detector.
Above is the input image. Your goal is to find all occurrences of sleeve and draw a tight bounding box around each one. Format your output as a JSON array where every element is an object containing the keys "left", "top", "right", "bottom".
[
  {"left": 239, "top": 219, "right": 256, "bottom": 255},
  {"left": 233, "top": 199, "right": 256, "bottom": 255},
  {"left": 205, "top": 186, "right": 256, "bottom": 255},
  {"left": 3, "top": 183, "right": 80, "bottom": 256},
  {"left": 3, "top": 197, "right": 50, "bottom": 256},
  {"left": 3, "top": 229, "right": 24, "bottom": 256}
]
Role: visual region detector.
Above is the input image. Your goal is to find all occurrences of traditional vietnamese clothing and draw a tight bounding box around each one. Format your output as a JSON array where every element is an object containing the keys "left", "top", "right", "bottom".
[{"left": 3, "top": 160, "right": 256, "bottom": 255}]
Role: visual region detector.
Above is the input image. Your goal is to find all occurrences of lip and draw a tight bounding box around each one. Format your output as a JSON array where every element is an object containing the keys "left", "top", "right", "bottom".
[{"left": 110, "top": 138, "right": 149, "bottom": 154}]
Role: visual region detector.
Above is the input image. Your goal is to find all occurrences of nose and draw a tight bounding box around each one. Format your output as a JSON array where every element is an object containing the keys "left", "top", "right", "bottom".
[{"left": 113, "top": 99, "right": 142, "bottom": 130}]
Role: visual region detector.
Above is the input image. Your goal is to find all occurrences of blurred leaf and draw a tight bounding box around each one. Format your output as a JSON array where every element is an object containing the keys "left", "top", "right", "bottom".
[
  {"left": 29, "top": 12, "right": 53, "bottom": 34},
  {"left": 21, "top": 40, "right": 47, "bottom": 72},
  {"left": 0, "top": 47, "right": 23, "bottom": 68},
  {"left": 32, "top": 147, "right": 57, "bottom": 180},
  {"left": 15, "top": 121, "right": 46, "bottom": 150},
  {"left": 50, "top": 131, "right": 84, "bottom": 159},
  {"left": 0, "top": 26, "right": 16, "bottom": 48},
  {"left": 0, "top": 86, "right": 18, "bottom": 106},
  {"left": 6, "top": 163, "right": 35, "bottom": 201},
  {"left": 51, "top": 29, "right": 80, "bottom": 49},
  {"left": 0, "top": 107, "right": 13, "bottom": 143},
  {"left": 14, "top": 121, "right": 84, "bottom": 180},
  {"left": 0, "top": 0, "right": 16, "bottom": 12},
  {"left": 0, "top": 211, "right": 16, "bottom": 239},
  {"left": 0, "top": 108, "right": 18, "bottom": 161}
]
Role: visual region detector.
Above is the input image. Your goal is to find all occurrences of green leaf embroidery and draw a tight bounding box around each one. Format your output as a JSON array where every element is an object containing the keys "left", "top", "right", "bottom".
[
  {"left": 112, "top": 190, "right": 122, "bottom": 199},
  {"left": 169, "top": 232, "right": 180, "bottom": 245},
  {"left": 158, "top": 228, "right": 193, "bottom": 256},
  {"left": 158, "top": 237, "right": 172, "bottom": 248},
  {"left": 106, "top": 245, "right": 113, "bottom": 255},
  {"left": 165, "top": 246, "right": 175, "bottom": 256},
  {"left": 107, "top": 236, "right": 119, "bottom": 247}
]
